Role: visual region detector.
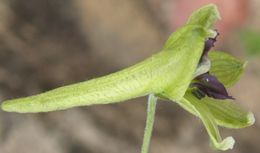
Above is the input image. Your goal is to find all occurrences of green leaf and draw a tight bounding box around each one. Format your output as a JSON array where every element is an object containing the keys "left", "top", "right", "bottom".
[
  {"left": 209, "top": 51, "right": 246, "bottom": 87},
  {"left": 187, "top": 4, "right": 221, "bottom": 29},
  {"left": 181, "top": 92, "right": 235, "bottom": 151}
]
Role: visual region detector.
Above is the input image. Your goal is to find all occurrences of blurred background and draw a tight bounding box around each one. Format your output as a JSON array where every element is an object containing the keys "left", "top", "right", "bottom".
[{"left": 0, "top": 0, "right": 259, "bottom": 153}]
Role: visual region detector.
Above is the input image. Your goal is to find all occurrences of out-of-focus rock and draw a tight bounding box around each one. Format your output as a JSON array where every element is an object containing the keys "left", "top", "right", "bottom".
[{"left": 74, "top": 0, "right": 164, "bottom": 68}]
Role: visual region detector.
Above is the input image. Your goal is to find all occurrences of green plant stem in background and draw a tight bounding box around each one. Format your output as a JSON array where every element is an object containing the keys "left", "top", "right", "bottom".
[
  {"left": 141, "top": 94, "right": 157, "bottom": 153},
  {"left": 240, "top": 29, "right": 260, "bottom": 56}
]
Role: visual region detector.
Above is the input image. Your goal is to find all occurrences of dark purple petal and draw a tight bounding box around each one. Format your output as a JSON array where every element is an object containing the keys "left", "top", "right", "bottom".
[
  {"left": 203, "top": 38, "right": 216, "bottom": 56},
  {"left": 201, "top": 30, "right": 219, "bottom": 59},
  {"left": 192, "top": 30, "right": 233, "bottom": 100},
  {"left": 192, "top": 73, "right": 233, "bottom": 100}
]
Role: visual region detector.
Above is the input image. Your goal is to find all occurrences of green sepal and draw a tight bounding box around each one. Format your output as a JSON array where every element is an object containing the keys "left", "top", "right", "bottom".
[
  {"left": 181, "top": 91, "right": 235, "bottom": 151},
  {"left": 176, "top": 90, "right": 255, "bottom": 150},
  {"left": 164, "top": 4, "right": 220, "bottom": 50},
  {"left": 179, "top": 91, "right": 254, "bottom": 128},
  {"left": 202, "top": 96, "right": 255, "bottom": 129},
  {"left": 209, "top": 51, "right": 247, "bottom": 87},
  {"left": 187, "top": 4, "right": 221, "bottom": 29}
]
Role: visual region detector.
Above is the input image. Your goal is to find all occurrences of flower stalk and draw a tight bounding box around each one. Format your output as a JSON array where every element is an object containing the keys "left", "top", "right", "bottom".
[{"left": 141, "top": 94, "right": 157, "bottom": 153}]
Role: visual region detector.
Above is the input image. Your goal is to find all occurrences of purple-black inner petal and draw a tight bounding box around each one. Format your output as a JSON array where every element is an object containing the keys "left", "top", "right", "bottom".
[
  {"left": 200, "top": 30, "right": 219, "bottom": 61},
  {"left": 192, "top": 73, "right": 233, "bottom": 100},
  {"left": 192, "top": 30, "right": 234, "bottom": 100},
  {"left": 191, "top": 30, "right": 233, "bottom": 99}
]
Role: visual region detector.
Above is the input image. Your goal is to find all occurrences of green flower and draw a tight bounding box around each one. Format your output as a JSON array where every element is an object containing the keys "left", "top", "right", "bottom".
[
  {"left": 176, "top": 51, "right": 254, "bottom": 150},
  {"left": 161, "top": 4, "right": 255, "bottom": 151},
  {"left": 0, "top": 4, "right": 255, "bottom": 152},
  {"left": 167, "top": 5, "right": 255, "bottom": 150}
]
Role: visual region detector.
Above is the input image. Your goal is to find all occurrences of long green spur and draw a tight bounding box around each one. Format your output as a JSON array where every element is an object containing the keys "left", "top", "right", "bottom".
[{"left": 1, "top": 5, "right": 218, "bottom": 113}]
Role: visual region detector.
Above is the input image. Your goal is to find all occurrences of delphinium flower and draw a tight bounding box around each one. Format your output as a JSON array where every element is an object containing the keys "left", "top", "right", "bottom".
[
  {"left": 1, "top": 4, "right": 254, "bottom": 152},
  {"left": 177, "top": 32, "right": 254, "bottom": 150},
  {"left": 165, "top": 6, "right": 255, "bottom": 150}
]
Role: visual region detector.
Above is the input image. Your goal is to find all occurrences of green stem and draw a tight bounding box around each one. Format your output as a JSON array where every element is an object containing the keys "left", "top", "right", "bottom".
[{"left": 141, "top": 94, "right": 157, "bottom": 153}]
